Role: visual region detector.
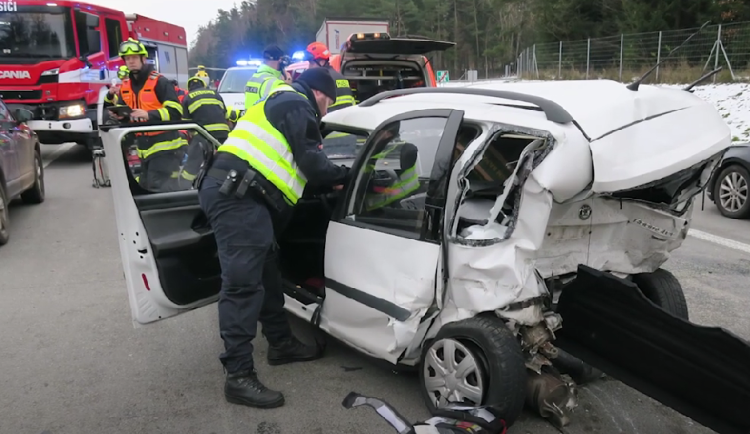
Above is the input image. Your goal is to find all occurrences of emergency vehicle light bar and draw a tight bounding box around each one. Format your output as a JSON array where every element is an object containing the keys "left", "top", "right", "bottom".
[
  {"left": 349, "top": 32, "right": 391, "bottom": 42},
  {"left": 236, "top": 60, "right": 262, "bottom": 66}
]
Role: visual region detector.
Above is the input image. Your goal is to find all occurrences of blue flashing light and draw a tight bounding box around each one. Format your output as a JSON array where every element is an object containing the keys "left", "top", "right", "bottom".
[
  {"left": 236, "top": 60, "right": 248, "bottom": 66},
  {"left": 292, "top": 51, "right": 306, "bottom": 60}
]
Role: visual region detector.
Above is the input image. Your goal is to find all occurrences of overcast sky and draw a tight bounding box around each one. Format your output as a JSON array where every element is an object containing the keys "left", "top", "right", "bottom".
[{"left": 86, "top": 0, "right": 234, "bottom": 47}]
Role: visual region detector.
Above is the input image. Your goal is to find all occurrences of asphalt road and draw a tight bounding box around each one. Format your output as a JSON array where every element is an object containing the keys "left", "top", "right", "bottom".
[{"left": 0, "top": 144, "right": 747, "bottom": 434}]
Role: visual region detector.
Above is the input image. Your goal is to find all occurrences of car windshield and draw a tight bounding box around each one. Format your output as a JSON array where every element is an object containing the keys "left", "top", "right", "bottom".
[
  {"left": 218, "top": 68, "right": 258, "bottom": 93},
  {"left": 0, "top": 8, "right": 75, "bottom": 61}
]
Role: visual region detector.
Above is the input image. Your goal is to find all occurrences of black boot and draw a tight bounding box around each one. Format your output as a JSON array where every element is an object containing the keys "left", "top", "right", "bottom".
[
  {"left": 267, "top": 336, "right": 322, "bottom": 366},
  {"left": 224, "top": 370, "right": 285, "bottom": 408}
]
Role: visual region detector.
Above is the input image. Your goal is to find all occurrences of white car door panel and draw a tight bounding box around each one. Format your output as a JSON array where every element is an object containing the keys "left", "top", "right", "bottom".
[
  {"left": 101, "top": 122, "right": 222, "bottom": 325},
  {"left": 322, "top": 109, "right": 465, "bottom": 363}
]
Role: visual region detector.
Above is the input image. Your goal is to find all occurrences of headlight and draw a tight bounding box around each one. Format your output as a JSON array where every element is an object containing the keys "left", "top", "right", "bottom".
[
  {"left": 59, "top": 103, "right": 85, "bottom": 119},
  {"left": 41, "top": 68, "right": 59, "bottom": 76}
]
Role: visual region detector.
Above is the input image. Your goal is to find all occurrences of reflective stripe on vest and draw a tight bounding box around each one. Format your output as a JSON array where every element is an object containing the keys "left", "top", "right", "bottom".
[
  {"left": 365, "top": 166, "right": 420, "bottom": 210},
  {"left": 121, "top": 72, "right": 162, "bottom": 110},
  {"left": 329, "top": 78, "right": 355, "bottom": 111},
  {"left": 219, "top": 86, "right": 308, "bottom": 204},
  {"left": 136, "top": 136, "right": 188, "bottom": 159},
  {"left": 121, "top": 72, "right": 183, "bottom": 130},
  {"left": 244, "top": 73, "right": 286, "bottom": 108}
]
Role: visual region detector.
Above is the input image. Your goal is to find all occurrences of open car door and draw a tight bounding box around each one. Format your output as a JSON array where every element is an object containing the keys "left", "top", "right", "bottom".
[
  {"left": 101, "top": 122, "right": 222, "bottom": 325},
  {"left": 320, "top": 109, "right": 464, "bottom": 363}
]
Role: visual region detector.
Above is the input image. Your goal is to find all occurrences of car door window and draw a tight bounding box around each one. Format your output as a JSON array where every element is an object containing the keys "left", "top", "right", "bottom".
[{"left": 348, "top": 117, "right": 448, "bottom": 237}]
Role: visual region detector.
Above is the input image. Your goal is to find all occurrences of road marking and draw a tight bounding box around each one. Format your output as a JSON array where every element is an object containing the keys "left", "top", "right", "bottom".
[
  {"left": 42, "top": 143, "right": 77, "bottom": 168},
  {"left": 688, "top": 228, "right": 750, "bottom": 254}
]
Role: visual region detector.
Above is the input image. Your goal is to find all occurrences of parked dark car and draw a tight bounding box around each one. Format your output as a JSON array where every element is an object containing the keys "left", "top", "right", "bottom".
[
  {"left": 707, "top": 143, "right": 750, "bottom": 218},
  {"left": 0, "top": 102, "right": 45, "bottom": 246}
]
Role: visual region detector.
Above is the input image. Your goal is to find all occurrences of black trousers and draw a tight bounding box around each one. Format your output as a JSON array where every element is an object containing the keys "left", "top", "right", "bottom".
[{"left": 198, "top": 159, "right": 293, "bottom": 373}]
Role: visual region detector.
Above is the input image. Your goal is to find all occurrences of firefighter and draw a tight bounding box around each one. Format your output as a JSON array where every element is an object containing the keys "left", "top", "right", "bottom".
[
  {"left": 244, "top": 45, "right": 292, "bottom": 109},
  {"left": 171, "top": 79, "right": 187, "bottom": 103},
  {"left": 196, "top": 65, "right": 209, "bottom": 78},
  {"left": 180, "top": 75, "right": 240, "bottom": 185},
  {"left": 104, "top": 38, "right": 187, "bottom": 192},
  {"left": 304, "top": 42, "right": 355, "bottom": 112},
  {"left": 182, "top": 75, "right": 238, "bottom": 142},
  {"left": 196, "top": 67, "right": 348, "bottom": 409}
]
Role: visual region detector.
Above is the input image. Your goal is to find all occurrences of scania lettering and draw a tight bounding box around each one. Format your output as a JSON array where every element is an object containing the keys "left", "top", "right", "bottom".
[
  {"left": 0, "top": 1, "right": 18, "bottom": 11},
  {"left": 0, "top": 0, "right": 188, "bottom": 148},
  {"left": 0, "top": 71, "right": 30, "bottom": 79}
]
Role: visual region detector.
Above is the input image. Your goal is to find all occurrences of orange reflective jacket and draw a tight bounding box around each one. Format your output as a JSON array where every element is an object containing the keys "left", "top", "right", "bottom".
[
  {"left": 120, "top": 71, "right": 164, "bottom": 136},
  {"left": 120, "top": 71, "right": 163, "bottom": 110}
]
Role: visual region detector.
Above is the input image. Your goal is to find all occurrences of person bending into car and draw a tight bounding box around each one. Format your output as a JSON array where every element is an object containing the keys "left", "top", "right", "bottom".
[
  {"left": 104, "top": 38, "right": 187, "bottom": 192},
  {"left": 197, "top": 67, "right": 348, "bottom": 409}
]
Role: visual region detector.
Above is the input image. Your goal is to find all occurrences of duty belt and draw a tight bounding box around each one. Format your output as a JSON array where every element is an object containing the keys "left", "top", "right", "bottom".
[{"left": 206, "top": 166, "right": 287, "bottom": 214}]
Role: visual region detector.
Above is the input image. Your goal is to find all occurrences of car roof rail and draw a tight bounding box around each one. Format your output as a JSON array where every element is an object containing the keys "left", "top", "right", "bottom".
[{"left": 357, "top": 87, "right": 574, "bottom": 124}]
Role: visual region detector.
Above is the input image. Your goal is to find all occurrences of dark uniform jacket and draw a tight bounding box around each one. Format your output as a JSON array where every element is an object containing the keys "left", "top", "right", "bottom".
[
  {"left": 326, "top": 66, "right": 356, "bottom": 112},
  {"left": 182, "top": 87, "right": 235, "bottom": 142},
  {"left": 212, "top": 80, "right": 348, "bottom": 208}
]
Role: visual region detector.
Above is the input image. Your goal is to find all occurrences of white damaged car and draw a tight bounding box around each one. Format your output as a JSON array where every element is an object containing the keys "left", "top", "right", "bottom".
[{"left": 101, "top": 80, "right": 750, "bottom": 433}]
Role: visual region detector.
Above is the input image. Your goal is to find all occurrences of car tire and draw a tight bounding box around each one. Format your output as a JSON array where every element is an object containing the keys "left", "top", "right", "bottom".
[
  {"left": 632, "top": 268, "right": 689, "bottom": 320},
  {"left": 0, "top": 182, "right": 9, "bottom": 245},
  {"left": 21, "top": 148, "right": 44, "bottom": 204},
  {"left": 419, "top": 315, "right": 527, "bottom": 427},
  {"left": 713, "top": 164, "right": 750, "bottom": 219}
]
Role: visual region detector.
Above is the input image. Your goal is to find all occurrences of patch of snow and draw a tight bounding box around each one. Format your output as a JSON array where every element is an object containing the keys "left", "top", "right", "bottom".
[{"left": 440, "top": 79, "right": 750, "bottom": 144}]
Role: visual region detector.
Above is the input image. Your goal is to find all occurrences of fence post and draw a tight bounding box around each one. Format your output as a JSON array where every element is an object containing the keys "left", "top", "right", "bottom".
[
  {"left": 714, "top": 24, "right": 721, "bottom": 83},
  {"left": 656, "top": 31, "right": 662, "bottom": 82},
  {"left": 586, "top": 38, "right": 590, "bottom": 79},
  {"left": 558, "top": 41, "right": 562, "bottom": 79},
  {"left": 533, "top": 44, "right": 538, "bottom": 79},
  {"left": 619, "top": 34, "right": 624, "bottom": 81}
]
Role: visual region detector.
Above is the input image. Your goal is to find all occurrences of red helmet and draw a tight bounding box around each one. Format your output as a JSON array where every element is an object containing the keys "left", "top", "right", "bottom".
[{"left": 306, "top": 42, "right": 331, "bottom": 61}]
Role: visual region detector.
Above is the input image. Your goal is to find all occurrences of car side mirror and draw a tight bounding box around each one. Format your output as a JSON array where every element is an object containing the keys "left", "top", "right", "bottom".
[
  {"left": 13, "top": 108, "right": 33, "bottom": 124},
  {"left": 79, "top": 55, "right": 92, "bottom": 68}
]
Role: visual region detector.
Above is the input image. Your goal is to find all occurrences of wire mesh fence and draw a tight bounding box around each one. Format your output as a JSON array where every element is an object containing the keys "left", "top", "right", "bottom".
[{"left": 514, "top": 22, "right": 750, "bottom": 83}]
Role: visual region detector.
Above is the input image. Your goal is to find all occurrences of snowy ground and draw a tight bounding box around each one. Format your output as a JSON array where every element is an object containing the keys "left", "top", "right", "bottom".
[{"left": 441, "top": 79, "right": 750, "bottom": 143}]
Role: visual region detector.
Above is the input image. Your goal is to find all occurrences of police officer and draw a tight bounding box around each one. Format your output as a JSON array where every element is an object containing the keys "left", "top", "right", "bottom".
[
  {"left": 304, "top": 42, "right": 355, "bottom": 112},
  {"left": 244, "top": 45, "right": 292, "bottom": 109},
  {"left": 180, "top": 75, "right": 239, "bottom": 185},
  {"left": 198, "top": 67, "right": 347, "bottom": 408},
  {"left": 104, "top": 38, "right": 187, "bottom": 192}
]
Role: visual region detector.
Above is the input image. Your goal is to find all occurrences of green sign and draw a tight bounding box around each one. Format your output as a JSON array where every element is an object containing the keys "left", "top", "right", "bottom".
[{"left": 436, "top": 70, "right": 449, "bottom": 83}]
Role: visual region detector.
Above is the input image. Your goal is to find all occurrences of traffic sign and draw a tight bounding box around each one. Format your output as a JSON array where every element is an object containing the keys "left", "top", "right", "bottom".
[{"left": 436, "top": 70, "right": 449, "bottom": 83}]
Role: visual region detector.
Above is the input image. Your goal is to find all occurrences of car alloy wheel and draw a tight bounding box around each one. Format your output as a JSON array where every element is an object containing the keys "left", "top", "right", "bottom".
[
  {"left": 422, "top": 338, "right": 486, "bottom": 406},
  {"left": 719, "top": 170, "right": 747, "bottom": 213}
]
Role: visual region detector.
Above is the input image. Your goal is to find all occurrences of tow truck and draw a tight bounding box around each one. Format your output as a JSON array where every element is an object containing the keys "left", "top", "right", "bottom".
[{"left": 0, "top": 0, "right": 188, "bottom": 148}]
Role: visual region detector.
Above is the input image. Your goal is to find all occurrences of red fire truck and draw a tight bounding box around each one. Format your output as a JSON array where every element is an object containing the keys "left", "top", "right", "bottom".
[{"left": 0, "top": 0, "right": 189, "bottom": 148}]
